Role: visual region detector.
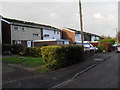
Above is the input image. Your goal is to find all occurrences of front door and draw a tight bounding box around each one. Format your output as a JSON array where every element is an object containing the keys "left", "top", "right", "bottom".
[{"left": 27, "top": 41, "right": 31, "bottom": 47}]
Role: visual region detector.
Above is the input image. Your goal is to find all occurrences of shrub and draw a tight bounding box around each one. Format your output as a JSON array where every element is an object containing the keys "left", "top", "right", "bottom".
[
  {"left": 98, "top": 39, "right": 115, "bottom": 45},
  {"left": 20, "top": 47, "right": 41, "bottom": 57},
  {"left": 41, "top": 45, "right": 85, "bottom": 70},
  {"left": 2, "top": 44, "right": 24, "bottom": 55},
  {"left": 97, "top": 42, "right": 112, "bottom": 52},
  {"left": 97, "top": 43, "right": 105, "bottom": 52},
  {"left": 11, "top": 44, "right": 24, "bottom": 54},
  {"left": 102, "top": 42, "right": 112, "bottom": 52},
  {"left": 2, "top": 44, "right": 12, "bottom": 52}
]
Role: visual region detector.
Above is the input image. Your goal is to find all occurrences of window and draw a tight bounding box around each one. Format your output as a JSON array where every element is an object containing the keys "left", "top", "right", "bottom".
[
  {"left": 15, "top": 40, "right": 21, "bottom": 44},
  {"left": 22, "top": 27, "right": 24, "bottom": 30},
  {"left": 54, "top": 30, "right": 57, "bottom": 34},
  {"left": 44, "top": 34, "right": 49, "bottom": 37},
  {"left": 14, "top": 26, "right": 18, "bottom": 30},
  {"left": 57, "top": 31, "right": 59, "bottom": 34},
  {"left": 33, "top": 33, "right": 39, "bottom": 36}
]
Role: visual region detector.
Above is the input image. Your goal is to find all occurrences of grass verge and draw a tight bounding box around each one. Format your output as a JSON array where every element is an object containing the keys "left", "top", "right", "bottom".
[{"left": 2, "top": 56, "right": 46, "bottom": 67}]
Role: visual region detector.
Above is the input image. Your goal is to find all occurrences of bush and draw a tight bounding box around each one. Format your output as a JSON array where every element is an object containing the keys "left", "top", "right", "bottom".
[
  {"left": 97, "top": 42, "right": 112, "bottom": 52},
  {"left": 2, "top": 44, "right": 12, "bottom": 52},
  {"left": 97, "top": 43, "right": 105, "bottom": 52},
  {"left": 11, "top": 44, "right": 24, "bottom": 54},
  {"left": 20, "top": 47, "right": 41, "bottom": 57},
  {"left": 2, "top": 44, "right": 24, "bottom": 55},
  {"left": 102, "top": 42, "right": 112, "bottom": 52},
  {"left": 41, "top": 45, "right": 85, "bottom": 70},
  {"left": 98, "top": 39, "right": 115, "bottom": 45}
]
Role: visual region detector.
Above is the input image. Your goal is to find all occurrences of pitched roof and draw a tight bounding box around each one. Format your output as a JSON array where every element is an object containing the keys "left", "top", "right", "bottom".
[
  {"left": 66, "top": 28, "right": 101, "bottom": 37},
  {"left": 2, "top": 16, "right": 60, "bottom": 30}
]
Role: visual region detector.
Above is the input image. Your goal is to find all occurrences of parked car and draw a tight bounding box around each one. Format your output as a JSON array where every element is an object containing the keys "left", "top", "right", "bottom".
[
  {"left": 76, "top": 42, "right": 98, "bottom": 52},
  {"left": 113, "top": 43, "right": 120, "bottom": 47},
  {"left": 116, "top": 45, "right": 120, "bottom": 53}
]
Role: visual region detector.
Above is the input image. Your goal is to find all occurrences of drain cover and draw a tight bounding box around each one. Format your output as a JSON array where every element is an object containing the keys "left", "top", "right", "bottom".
[{"left": 94, "top": 58, "right": 104, "bottom": 61}]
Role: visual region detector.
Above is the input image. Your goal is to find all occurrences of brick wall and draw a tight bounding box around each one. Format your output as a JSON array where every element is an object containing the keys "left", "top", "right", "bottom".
[
  {"left": 62, "top": 29, "right": 75, "bottom": 44},
  {"left": 34, "top": 41, "right": 57, "bottom": 47}
]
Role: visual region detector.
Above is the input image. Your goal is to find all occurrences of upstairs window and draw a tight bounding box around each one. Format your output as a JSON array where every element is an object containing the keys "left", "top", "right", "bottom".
[
  {"left": 14, "top": 26, "right": 19, "bottom": 30},
  {"left": 44, "top": 34, "right": 49, "bottom": 37},
  {"left": 33, "top": 33, "right": 39, "bottom": 36}
]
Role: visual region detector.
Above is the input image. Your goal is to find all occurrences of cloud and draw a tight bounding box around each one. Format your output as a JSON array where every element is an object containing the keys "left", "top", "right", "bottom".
[{"left": 93, "top": 13, "right": 104, "bottom": 19}]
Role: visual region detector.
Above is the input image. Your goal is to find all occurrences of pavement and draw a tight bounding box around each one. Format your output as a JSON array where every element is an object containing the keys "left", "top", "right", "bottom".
[{"left": 2, "top": 51, "right": 114, "bottom": 88}]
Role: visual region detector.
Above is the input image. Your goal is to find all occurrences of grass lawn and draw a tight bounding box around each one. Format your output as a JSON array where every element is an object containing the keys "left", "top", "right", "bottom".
[{"left": 2, "top": 56, "right": 46, "bottom": 67}]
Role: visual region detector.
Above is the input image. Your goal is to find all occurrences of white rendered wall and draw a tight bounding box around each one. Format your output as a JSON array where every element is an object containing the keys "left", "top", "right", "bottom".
[{"left": 43, "top": 29, "right": 61, "bottom": 40}]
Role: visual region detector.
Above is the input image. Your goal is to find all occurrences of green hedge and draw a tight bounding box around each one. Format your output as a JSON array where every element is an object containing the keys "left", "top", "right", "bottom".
[
  {"left": 20, "top": 47, "right": 41, "bottom": 57},
  {"left": 97, "top": 43, "right": 105, "bottom": 52},
  {"left": 2, "top": 44, "right": 24, "bottom": 55},
  {"left": 2, "top": 44, "right": 12, "bottom": 52},
  {"left": 41, "top": 45, "right": 85, "bottom": 70},
  {"left": 98, "top": 39, "right": 115, "bottom": 45}
]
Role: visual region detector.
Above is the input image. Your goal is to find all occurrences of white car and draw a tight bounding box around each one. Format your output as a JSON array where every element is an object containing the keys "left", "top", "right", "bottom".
[
  {"left": 113, "top": 43, "right": 120, "bottom": 47},
  {"left": 76, "top": 42, "right": 98, "bottom": 52},
  {"left": 116, "top": 45, "right": 120, "bottom": 53}
]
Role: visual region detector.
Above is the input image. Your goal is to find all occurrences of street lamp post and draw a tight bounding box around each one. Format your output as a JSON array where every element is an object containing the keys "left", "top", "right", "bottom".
[{"left": 79, "top": 0, "right": 84, "bottom": 47}]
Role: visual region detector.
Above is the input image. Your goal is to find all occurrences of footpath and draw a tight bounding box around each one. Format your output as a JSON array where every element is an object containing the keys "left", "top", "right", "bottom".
[{"left": 2, "top": 51, "right": 114, "bottom": 88}]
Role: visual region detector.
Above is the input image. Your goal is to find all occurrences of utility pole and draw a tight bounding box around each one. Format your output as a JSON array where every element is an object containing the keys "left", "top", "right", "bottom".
[
  {"left": 79, "top": 0, "right": 84, "bottom": 47},
  {"left": 116, "top": 28, "right": 118, "bottom": 43}
]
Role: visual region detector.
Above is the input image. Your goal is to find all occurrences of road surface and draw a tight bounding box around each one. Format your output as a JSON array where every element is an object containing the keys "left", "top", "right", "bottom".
[{"left": 60, "top": 51, "right": 118, "bottom": 88}]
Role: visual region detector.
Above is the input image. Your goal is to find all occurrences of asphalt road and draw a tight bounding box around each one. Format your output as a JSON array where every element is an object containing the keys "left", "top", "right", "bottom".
[
  {"left": 2, "top": 51, "right": 118, "bottom": 89},
  {"left": 61, "top": 51, "right": 119, "bottom": 88}
]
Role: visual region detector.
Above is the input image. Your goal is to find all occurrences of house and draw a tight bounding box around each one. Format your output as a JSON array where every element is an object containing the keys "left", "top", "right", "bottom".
[
  {"left": 1, "top": 16, "right": 70, "bottom": 47},
  {"left": 62, "top": 28, "right": 101, "bottom": 44}
]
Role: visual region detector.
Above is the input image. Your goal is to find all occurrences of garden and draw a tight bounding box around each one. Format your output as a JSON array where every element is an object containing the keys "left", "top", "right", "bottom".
[
  {"left": 2, "top": 44, "right": 85, "bottom": 72},
  {"left": 2, "top": 39, "right": 115, "bottom": 72}
]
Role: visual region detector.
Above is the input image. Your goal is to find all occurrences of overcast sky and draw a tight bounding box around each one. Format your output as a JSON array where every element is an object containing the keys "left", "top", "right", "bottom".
[{"left": 1, "top": 0, "right": 119, "bottom": 37}]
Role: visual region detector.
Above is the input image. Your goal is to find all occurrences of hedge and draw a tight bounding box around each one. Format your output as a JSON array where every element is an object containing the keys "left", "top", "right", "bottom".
[
  {"left": 41, "top": 45, "right": 85, "bottom": 70},
  {"left": 20, "top": 47, "right": 41, "bottom": 57},
  {"left": 2, "top": 44, "right": 24, "bottom": 55},
  {"left": 97, "top": 42, "right": 112, "bottom": 52}
]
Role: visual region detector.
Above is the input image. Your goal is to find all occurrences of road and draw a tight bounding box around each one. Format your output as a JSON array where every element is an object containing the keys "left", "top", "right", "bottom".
[
  {"left": 2, "top": 51, "right": 118, "bottom": 88},
  {"left": 60, "top": 51, "right": 119, "bottom": 88}
]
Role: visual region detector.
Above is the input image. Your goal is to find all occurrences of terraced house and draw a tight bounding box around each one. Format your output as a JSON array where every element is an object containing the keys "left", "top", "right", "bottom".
[
  {"left": 62, "top": 28, "right": 101, "bottom": 44},
  {"left": 1, "top": 16, "right": 70, "bottom": 47}
]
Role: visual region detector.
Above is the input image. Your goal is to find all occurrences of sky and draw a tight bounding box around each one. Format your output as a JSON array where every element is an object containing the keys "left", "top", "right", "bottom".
[{"left": 0, "top": 0, "right": 119, "bottom": 37}]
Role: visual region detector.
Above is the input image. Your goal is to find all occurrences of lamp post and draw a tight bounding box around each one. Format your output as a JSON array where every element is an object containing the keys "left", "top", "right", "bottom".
[{"left": 79, "top": 0, "right": 84, "bottom": 47}]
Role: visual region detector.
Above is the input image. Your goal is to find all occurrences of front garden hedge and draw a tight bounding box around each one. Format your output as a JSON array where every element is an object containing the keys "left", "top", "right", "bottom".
[
  {"left": 20, "top": 47, "right": 42, "bottom": 57},
  {"left": 41, "top": 45, "right": 85, "bottom": 70},
  {"left": 2, "top": 44, "right": 24, "bottom": 55}
]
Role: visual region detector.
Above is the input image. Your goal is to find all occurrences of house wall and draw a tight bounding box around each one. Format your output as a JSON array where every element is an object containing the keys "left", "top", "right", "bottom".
[
  {"left": 2, "top": 21, "right": 11, "bottom": 44},
  {"left": 95, "top": 36, "right": 100, "bottom": 40},
  {"left": 91, "top": 35, "right": 96, "bottom": 41},
  {"left": 34, "top": 41, "right": 57, "bottom": 47},
  {"left": 12, "top": 40, "right": 28, "bottom": 47},
  {"left": 62, "top": 29, "right": 75, "bottom": 44},
  {"left": 11, "top": 25, "right": 42, "bottom": 41},
  {"left": 43, "top": 29, "right": 61, "bottom": 40},
  {"left": 84, "top": 33, "right": 91, "bottom": 41},
  {"left": 75, "top": 34, "right": 81, "bottom": 41}
]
